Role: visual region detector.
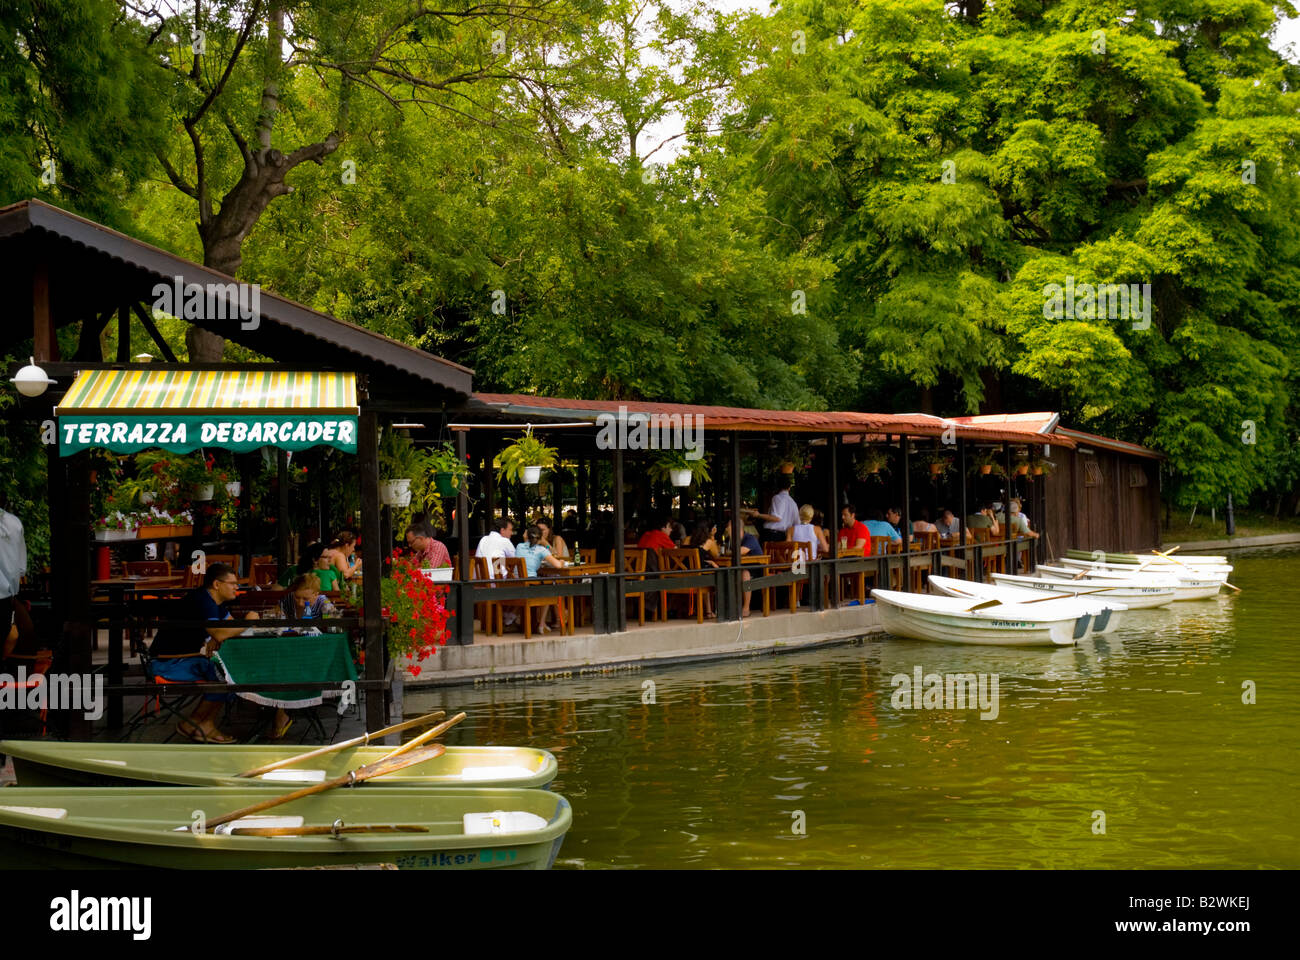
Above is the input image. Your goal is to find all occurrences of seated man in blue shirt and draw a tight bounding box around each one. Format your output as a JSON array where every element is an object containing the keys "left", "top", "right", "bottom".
[
  {"left": 864, "top": 509, "right": 902, "bottom": 544},
  {"left": 148, "top": 563, "right": 258, "bottom": 743}
]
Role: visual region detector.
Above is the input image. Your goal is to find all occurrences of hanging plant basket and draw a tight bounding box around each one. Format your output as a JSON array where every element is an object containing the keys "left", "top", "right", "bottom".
[
  {"left": 929, "top": 462, "right": 946, "bottom": 475},
  {"left": 191, "top": 484, "right": 215, "bottom": 501},
  {"left": 381, "top": 478, "right": 412, "bottom": 506},
  {"left": 669, "top": 467, "right": 693, "bottom": 487},
  {"left": 779, "top": 462, "right": 796, "bottom": 474},
  {"left": 979, "top": 464, "right": 993, "bottom": 475},
  {"left": 521, "top": 465, "right": 543, "bottom": 485},
  {"left": 225, "top": 481, "right": 242, "bottom": 498},
  {"left": 433, "top": 472, "right": 458, "bottom": 498}
]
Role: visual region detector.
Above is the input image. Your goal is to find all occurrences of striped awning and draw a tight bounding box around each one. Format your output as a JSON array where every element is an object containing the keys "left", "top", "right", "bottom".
[{"left": 56, "top": 369, "right": 359, "bottom": 455}]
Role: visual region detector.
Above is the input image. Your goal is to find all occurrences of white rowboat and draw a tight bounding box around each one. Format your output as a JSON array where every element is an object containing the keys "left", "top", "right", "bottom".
[
  {"left": 990, "top": 572, "right": 1176, "bottom": 608},
  {"left": 1040, "top": 563, "right": 1223, "bottom": 601},
  {"left": 870, "top": 589, "right": 1083, "bottom": 647},
  {"left": 926, "top": 575, "right": 1127, "bottom": 636}
]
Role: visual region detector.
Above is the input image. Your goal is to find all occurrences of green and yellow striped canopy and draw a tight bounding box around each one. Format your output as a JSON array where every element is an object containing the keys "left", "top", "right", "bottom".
[{"left": 56, "top": 369, "right": 359, "bottom": 455}]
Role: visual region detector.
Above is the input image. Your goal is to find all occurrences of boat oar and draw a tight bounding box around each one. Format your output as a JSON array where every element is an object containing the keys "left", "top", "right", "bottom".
[
  {"left": 203, "top": 744, "right": 447, "bottom": 832},
  {"left": 1019, "top": 588, "right": 1112, "bottom": 603},
  {"left": 235, "top": 710, "right": 447, "bottom": 779},
  {"left": 230, "top": 824, "right": 429, "bottom": 837},
  {"left": 376, "top": 711, "right": 467, "bottom": 763}
]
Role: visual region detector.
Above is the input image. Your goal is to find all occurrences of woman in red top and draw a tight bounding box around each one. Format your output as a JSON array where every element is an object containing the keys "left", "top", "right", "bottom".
[{"left": 637, "top": 515, "right": 676, "bottom": 552}]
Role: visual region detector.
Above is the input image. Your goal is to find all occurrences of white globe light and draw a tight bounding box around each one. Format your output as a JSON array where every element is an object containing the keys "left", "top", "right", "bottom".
[{"left": 10, "top": 357, "right": 57, "bottom": 398}]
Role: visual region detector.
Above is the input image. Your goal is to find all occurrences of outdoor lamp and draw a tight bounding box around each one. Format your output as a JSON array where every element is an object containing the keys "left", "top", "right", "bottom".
[{"left": 10, "top": 357, "right": 57, "bottom": 397}]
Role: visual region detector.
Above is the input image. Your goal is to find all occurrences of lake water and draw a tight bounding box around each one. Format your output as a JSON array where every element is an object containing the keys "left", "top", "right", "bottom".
[{"left": 408, "top": 548, "right": 1300, "bottom": 869}]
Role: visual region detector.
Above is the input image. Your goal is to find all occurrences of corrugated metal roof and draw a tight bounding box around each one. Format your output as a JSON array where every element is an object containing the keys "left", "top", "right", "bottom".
[{"left": 1056, "top": 427, "right": 1163, "bottom": 460}]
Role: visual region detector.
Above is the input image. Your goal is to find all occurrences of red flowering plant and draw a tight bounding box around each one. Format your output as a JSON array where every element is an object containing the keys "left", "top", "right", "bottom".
[{"left": 374, "top": 550, "right": 453, "bottom": 677}]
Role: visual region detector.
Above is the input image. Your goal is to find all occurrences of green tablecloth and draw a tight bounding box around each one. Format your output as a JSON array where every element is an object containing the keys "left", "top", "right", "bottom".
[{"left": 213, "top": 634, "right": 356, "bottom": 709}]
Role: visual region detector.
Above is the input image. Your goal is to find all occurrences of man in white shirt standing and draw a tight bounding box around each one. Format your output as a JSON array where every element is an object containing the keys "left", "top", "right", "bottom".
[
  {"left": 756, "top": 477, "right": 800, "bottom": 544},
  {"left": 0, "top": 509, "right": 26, "bottom": 645}
]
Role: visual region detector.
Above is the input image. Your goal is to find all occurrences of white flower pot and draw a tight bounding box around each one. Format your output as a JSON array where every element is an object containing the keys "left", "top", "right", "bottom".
[
  {"left": 669, "top": 468, "right": 692, "bottom": 487},
  {"left": 380, "top": 478, "right": 412, "bottom": 506},
  {"left": 521, "top": 465, "right": 542, "bottom": 485},
  {"left": 192, "top": 484, "right": 215, "bottom": 501},
  {"left": 140, "top": 492, "right": 155, "bottom": 505},
  {"left": 225, "top": 481, "right": 242, "bottom": 498},
  {"left": 421, "top": 567, "right": 454, "bottom": 582}
]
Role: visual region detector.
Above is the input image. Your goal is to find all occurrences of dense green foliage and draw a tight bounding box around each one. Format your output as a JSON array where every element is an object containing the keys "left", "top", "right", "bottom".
[{"left": 1, "top": 0, "right": 1298, "bottom": 525}]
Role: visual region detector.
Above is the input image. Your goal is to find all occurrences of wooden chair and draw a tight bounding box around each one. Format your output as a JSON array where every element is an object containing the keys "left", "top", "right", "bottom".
[
  {"left": 908, "top": 530, "right": 940, "bottom": 591},
  {"left": 764, "top": 541, "right": 811, "bottom": 613},
  {"left": 971, "top": 527, "right": 1004, "bottom": 580},
  {"left": 863, "top": 536, "right": 895, "bottom": 591},
  {"left": 250, "top": 561, "right": 279, "bottom": 588},
  {"left": 494, "top": 558, "right": 567, "bottom": 639},
  {"left": 831, "top": 545, "right": 867, "bottom": 605},
  {"left": 612, "top": 548, "right": 654, "bottom": 626},
  {"left": 471, "top": 556, "right": 505, "bottom": 635},
  {"left": 657, "top": 548, "right": 705, "bottom": 623}
]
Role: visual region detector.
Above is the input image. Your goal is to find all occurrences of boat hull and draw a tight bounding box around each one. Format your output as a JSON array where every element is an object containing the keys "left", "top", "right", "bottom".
[
  {"left": 1, "top": 741, "right": 558, "bottom": 790},
  {"left": 925, "top": 576, "right": 1126, "bottom": 636},
  {"left": 0, "top": 786, "right": 570, "bottom": 870},
  {"left": 872, "top": 590, "right": 1078, "bottom": 647},
  {"left": 991, "top": 573, "right": 1176, "bottom": 608},
  {"left": 1039, "top": 564, "right": 1223, "bottom": 601}
]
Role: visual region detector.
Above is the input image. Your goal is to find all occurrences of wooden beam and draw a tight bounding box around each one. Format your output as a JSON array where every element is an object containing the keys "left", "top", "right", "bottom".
[
  {"left": 130, "top": 302, "right": 179, "bottom": 362},
  {"left": 74, "top": 309, "right": 112, "bottom": 361},
  {"left": 116, "top": 304, "right": 130, "bottom": 362}
]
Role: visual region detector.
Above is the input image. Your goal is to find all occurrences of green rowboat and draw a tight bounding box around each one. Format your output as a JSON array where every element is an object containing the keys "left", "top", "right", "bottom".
[
  {"left": 1, "top": 740, "right": 557, "bottom": 790},
  {"left": 0, "top": 786, "right": 570, "bottom": 870}
]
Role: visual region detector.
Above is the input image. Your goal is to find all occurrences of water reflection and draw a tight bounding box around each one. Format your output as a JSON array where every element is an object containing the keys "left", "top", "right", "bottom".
[{"left": 406, "top": 551, "right": 1299, "bottom": 868}]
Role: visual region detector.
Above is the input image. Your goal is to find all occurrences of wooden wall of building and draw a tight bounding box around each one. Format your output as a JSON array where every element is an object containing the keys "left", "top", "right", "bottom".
[{"left": 1043, "top": 446, "right": 1162, "bottom": 554}]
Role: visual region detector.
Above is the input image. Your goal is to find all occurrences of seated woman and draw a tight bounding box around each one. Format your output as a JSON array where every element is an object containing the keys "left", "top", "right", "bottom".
[
  {"left": 514, "top": 525, "right": 564, "bottom": 634},
  {"left": 320, "top": 530, "right": 362, "bottom": 581},
  {"left": 688, "top": 522, "right": 721, "bottom": 618},
  {"left": 788, "top": 504, "right": 830, "bottom": 559},
  {"left": 912, "top": 508, "right": 938, "bottom": 535},
  {"left": 267, "top": 573, "right": 342, "bottom": 740},
  {"left": 311, "top": 551, "right": 343, "bottom": 593},
  {"left": 535, "top": 517, "right": 570, "bottom": 560}
]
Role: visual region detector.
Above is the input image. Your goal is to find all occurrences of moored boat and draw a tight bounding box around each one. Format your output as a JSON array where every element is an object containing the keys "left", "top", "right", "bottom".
[
  {"left": 926, "top": 575, "right": 1127, "bottom": 636},
  {"left": 871, "top": 589, "right": 1083, "bottom": 647},
  {"left": 0, "top": 740, "right": 558, "bottom": 790},
  {"left": 1064, "top": 548, "right": 1230, "bottom": 567},
  {"left": 0, "top": 786, "right": 571, "bottom": 870},
  {"left": 1039, "top": 562, "right": 1224, "bottom": 601},
  {"left": 990, "top": 572, "right": 1176, "bottom": 608}
]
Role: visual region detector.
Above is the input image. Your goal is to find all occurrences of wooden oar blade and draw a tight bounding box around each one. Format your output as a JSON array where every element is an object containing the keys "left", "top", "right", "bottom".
[
  {"left": 965, "top": 599, "right": 1003, "bottom": 612},
  {"left": 234, "top": 710, "right": 448, "bottom": 779},
  {"left": 356, "top": 743, "right": 448, "bottom": 782}
]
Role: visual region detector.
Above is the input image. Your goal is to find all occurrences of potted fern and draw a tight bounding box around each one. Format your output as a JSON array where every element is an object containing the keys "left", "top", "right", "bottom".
[
  {"left": 379, "top": 428, "right": 428, "bottom": 506},
  {"left": 777, "top": 441, "right": 809, "bottom": 474},
  {"left": 920, "top": 451, "right": 954, "bottom": 477},
  {"left": 970, "top": 451, "right": 1005, "bottom": 476},
  {"left": 497, "top": 433, "right": 557, "bottom": 485},
  {"left": 648, "top": 450, "right": 712, "bottom": 488},
  {"left": 855, "top": 447, "right": 891, "bottom": 480}
]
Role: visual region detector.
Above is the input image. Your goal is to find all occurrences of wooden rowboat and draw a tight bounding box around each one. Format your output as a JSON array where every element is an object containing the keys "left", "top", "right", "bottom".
[
  {"left": 0, "top": 786, "right": 570, "bottom": 870},
  {"left": 991, "top": 572, "right": 1176, "bottom": 608},
  {"left": 0, "top": 740, "right": 558, "bottom": 790},
  {"left": 1064, "top": 548, "right": 1229, "bottom": 567},
  {"left": 871, "top": 589, "right": 1083, "bottom": 647},
  {"left": 925, "top": 575, "right": 1127, "bottom": 636}
]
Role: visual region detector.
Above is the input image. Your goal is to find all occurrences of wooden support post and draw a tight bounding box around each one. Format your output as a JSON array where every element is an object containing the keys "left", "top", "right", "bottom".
[
  {"left": 65, "top": 452, "right": 92, "bottom": 737},
  {"left": 117, "top": 304, "right": 130, "bottom": 362},
  {"left": 454, "top": 429, "right": 473, "bottom": 645},
  {"left": 33, "top": 263, "right": 57, "bottom": 362},
  {"left": 958, "top": 439, "right": 968, "bottom": 578},
  {"left": 1004, "top": 442, "right": 1015, "bottom": 574},
  {"left": 900, "top": 436, "right": 910, "bottom": 591},
  {"left": 613, "top": 446, "right": 626, "bottom": 631},
  {"left": 827, "top": 433, "right": 838, "bottom": 607},
  {"left": 276, "top": 449, "right": 290, "bottom": 573},
  {"left": 358, "top": 410, "right": 386, "bottom": 735},
  {"left": 726, "top": 432, "right": 742, "bottom": 621},
  {"left": 577, "top": 457, "right": 587, "bottom": 533}
]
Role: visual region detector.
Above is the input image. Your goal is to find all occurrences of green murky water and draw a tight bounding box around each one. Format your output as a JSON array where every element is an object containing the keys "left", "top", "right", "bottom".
[{"left": 409, "top": 548, "right": 1300, "bottom": 869}]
